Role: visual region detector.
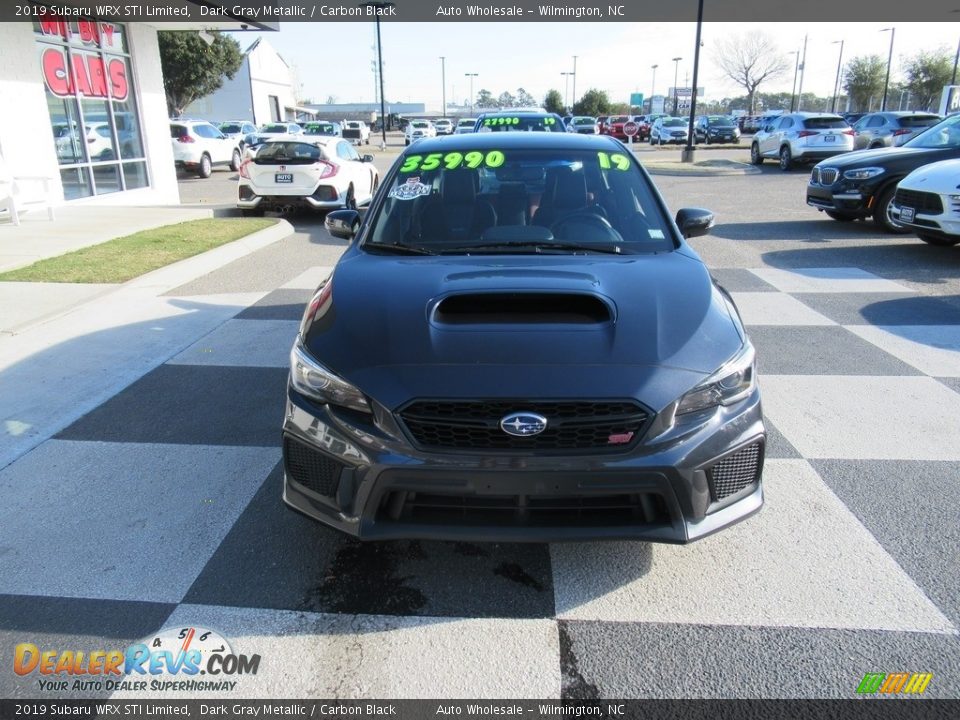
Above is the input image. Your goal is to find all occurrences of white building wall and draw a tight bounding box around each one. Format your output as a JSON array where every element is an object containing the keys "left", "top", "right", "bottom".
[
  {"left": 184, "top": 61, "right": 253, "bottom": 123},
  {"left": 247, "top": 39, "right": 296, "bottom": 125}
]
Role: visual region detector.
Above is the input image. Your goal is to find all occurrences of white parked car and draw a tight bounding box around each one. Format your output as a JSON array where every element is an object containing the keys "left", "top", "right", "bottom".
[
  {"left": 259, "top": 122, "right": 302, "bottom": 137},
  {"left": 237, "top": 136, "right": 380, "bottom": 216},
  {"left": 170, "top": 120, "right": 242, "bottom": 178},
  {"left": 750, "top": 112, "right": 854, "bottom": 170},
  {"left": 219, "top": 120, "right": 258, "bottom": 148},
  {"left": 649, "top": 117, "right": 690, "bottom": 146},
  {"left": 433, "top": 118, "right": 454, "bottom": 135},
  {"left": 454, "top": 118, "right": 477, "bottom": 134},
  {"left": 405, "top": 120, "right": 436, "bottom": 145},
  {"left": 55, "top": 122, "right": 116, "bottom": 162},
  {"left": 889, "top": 159, "right": 960, "bottom": 246},
  {"left": 342, "top": 121, "right": 371, "bottom": 145}
]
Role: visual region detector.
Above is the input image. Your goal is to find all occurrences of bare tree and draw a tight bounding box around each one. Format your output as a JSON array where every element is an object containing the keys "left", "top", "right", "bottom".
[{"left": 713, "top": 31, "right": 790, "bottom": 115}]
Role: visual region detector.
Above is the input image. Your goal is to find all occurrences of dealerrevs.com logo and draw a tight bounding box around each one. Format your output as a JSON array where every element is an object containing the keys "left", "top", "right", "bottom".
[{"left": 14, "top": 626, "right": 261, "bottom": 693}]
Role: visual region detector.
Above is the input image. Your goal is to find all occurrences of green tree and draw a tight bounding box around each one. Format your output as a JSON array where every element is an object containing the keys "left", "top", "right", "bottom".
[
  {"left": 572, "top": 88, "right": 612, "bottom": 116},
  {"left": 515, "top": 88, "right": 538, "bottom": 107},
  {"left": 712, "top": 31, "right": 789, "bottom": 114},
  {"left": 497, "top": 91, "right": 517, "bottom": 108},
  {"left": 159, "top": 31, "right": 244, "bottom": 117},
  {"left": 843, "top": 55, "right": 887, "bottom": 112},
  {"left": 475, "top": 89, "right": 497, "bottom": 109},
  {"left": 543, "top": 89, "right": 565, "bottom": 115},
  {"left": 903, "top": 48, "right": 953, "bottom": 111}
]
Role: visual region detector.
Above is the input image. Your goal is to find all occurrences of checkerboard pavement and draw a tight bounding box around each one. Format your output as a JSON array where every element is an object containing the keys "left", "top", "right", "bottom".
[{"left": 2, "top": 264, "right": 959, "bottom": 700}]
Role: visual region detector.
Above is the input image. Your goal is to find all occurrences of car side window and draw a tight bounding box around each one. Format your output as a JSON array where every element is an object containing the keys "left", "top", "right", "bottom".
[
  {"left": 337, "top": 141, "right": 359, "bottom": 161},
  {"left": 867, "top": 116, "right": 885, "bottom": 128},
  {"left": 194, "top": 124, "right": 221, "bottom": 139},
  {"left": 777, "top": 117, "right": 792, "bottom": 130}
]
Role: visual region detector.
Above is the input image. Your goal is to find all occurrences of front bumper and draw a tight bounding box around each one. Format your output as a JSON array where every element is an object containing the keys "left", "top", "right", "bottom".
[
  {"left": 281, "top": 387, "right": 766, "bottom": 543},
  {"left": 806, "top": 182, "right": 871, "bottom": 216}
]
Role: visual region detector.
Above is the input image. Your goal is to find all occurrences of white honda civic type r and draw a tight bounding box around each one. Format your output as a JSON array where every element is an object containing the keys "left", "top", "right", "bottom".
[{"left": 237, "top": 136, "right": 379, "bottom": 216}]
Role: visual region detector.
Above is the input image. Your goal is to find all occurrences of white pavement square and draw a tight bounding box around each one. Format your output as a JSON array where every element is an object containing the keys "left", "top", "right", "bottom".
[
  {"left": 846, "top": 325, "right": 960, "bottom": 378},
  {"left": 730, "top": 292, "right": 836, "bottom": 326},
  {"left": 0, "top": 440, "right": 278, "bottom": 603},
  {"left": 167, "top": 319, "right": 299, "bottom": 368},
  {"left": 760, "top": 375, "right": 960, "bottom": 460},
  {"left": 111, "top": 604, "right": 561, "bottom": 699},
  {"left": 748, "top": 268, "right": 911, "bottom": 294},
  {"left": 550, "top": 459, "right": 955, "bottom": 634}
]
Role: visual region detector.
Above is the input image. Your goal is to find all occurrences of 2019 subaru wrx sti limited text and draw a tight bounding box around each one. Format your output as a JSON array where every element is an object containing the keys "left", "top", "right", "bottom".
[{"left": 282, "top": 133, "right": 765, "bottom": 542}]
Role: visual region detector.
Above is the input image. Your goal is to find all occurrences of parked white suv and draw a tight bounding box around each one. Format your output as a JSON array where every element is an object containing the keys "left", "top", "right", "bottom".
[
  {"left": 170, "top": 120, "right": 242, "bottom": 178},
  {"left": 889, "top": 159, "right": 960, "bottom": 246},
  {"left": 342, "top": 121, "right": 370, "bottom": 145},
  {"left": 404, "top": 120, "right": 436, "bottom": 145},
  {"left": 750, "top": 112, "right": 854, "bottom": 170}
]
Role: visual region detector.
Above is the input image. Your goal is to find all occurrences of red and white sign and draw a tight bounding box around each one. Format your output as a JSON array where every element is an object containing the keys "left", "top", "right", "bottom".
[
  {"left": 623, "top": 121, "right": 640, "bottom": 137},
  {"left": 37, "top": 18, "right": 128, "bottom": 101}
]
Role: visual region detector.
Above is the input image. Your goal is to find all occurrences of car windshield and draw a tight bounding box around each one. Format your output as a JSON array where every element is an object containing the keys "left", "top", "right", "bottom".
[
  {"left": 304, "top": 123, "right": 335, "bottom": 135},
  {"left": 663, "top": 119, "right": 686, "bottom": 127},
  {"left": 253, "top": 142, "right": 323, "bottom": 164},
  {"left": 365, "top": 147, "right": 674, "bottom": 255},
  {"left": 479, "top": 115, "right": 564, "bottom": 132},
  {"left": 803, "top": 117, "right": 848, "bottom": 129},
  {"left": 220, "top": 123, "right": 242, "bottom": 134},
  {"left": 573, "top": 117, "right": 594, "bottom": 125},
  {"left": 708, "top": 116, "right": 734, "bottom": 126},
  {"left": 609, "top": 116, "right": 629, "bottom": 124},
  {"left": 904, "top": 114, "right": 960, "bottom": 149},
  {"left": 898, "top": 115, "right": 940, "bottom": 128},
  {"left": 457, "top": 119, "right": 475, "bottom": 127},
  {"left": 261, "top": 124, "right": 288, "bottom": 133},
  {"left": 412, "top": 122, "right": 430, "bottom": 129}
]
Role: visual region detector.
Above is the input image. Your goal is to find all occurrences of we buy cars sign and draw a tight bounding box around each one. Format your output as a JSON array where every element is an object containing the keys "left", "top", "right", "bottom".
[{"left": 38, "top": 20, "right": 129, "bottom": 102}]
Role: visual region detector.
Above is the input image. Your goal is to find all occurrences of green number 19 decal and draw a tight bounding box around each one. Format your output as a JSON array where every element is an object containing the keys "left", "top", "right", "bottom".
[
  {"left": 597, "top": 152, "right": 631, "bottom": 171},
  {"left": 400, "top": 150, "right": 505, "bottom": 173}
]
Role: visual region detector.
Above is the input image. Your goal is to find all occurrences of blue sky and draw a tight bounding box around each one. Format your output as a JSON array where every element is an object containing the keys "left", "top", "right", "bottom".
[{"left": 230, "top": 23, "right": 960, "bottom": 109}]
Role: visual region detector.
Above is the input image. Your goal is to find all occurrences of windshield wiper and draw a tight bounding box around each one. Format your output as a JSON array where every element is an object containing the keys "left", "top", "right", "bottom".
[
  {"left": 438, "top": 241, "right": 625, "bottom": 255},
  {"left": 364, "top": 243, "right": 436, "bottom": 255}
]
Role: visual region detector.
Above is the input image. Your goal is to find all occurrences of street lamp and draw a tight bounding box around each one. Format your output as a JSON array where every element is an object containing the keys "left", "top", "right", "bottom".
[
  {"left": 831, "top": 40, "right": 845, "bottom": 114},
  {"left": 360, "top": 0, "right": 393, "bottom": 147},
  {"left": 681, "top": 0, "right": 703, "bottom": 163},
  {"left": 952, "top": 36, "right": 959, "bottom": 85},
  {"left": 788, "top": 50, "right": 800, "bottom": 112},
  {"left": 571, "top": 56, "right": 578, "bottom": 108},
  {"left": 651, "top": 64, "right": 658, "bottom": 104},
  {"left": 465, "top": 72, "right": 478, "bottom": 115},
  {"left": 796, "top": 34, "right": 808, "bottom": 111},
  {"left": 561, "top": 72, "right": 573, "bottom": 111},
  {"left": 880, "top": 27, "right": 895, "bottom": 112},
  {"left": 439, "top": 56, "right": 446, "bottom": 118},
  {"left": 671, "top": 57, "right": 682, "bottom": 114}
]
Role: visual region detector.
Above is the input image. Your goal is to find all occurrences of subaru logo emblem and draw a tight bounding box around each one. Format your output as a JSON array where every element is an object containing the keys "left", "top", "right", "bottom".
[{"left": 500, "top": 412, "right": 548, "bottom": 437}]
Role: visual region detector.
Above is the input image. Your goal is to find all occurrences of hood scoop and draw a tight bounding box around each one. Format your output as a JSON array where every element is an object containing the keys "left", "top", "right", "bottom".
[{"left": 432, "top": 292, "right": 614, "bottom": 326}]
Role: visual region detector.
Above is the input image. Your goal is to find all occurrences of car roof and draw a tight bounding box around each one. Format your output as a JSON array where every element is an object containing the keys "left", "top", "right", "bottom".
[
  {"left": 260, "top": 134, "right": 339, "bottom": 146},
  {"left": 399, "top": 132, "right": 627, "bottom": 154}
]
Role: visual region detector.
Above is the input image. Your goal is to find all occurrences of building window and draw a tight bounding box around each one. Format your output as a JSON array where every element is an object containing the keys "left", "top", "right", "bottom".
[
  {"left": 34, "top": 19, "right": 148, "bottom": 200},
  {"left": 269, "top": 95, "right": 281, "bottom": 122}
]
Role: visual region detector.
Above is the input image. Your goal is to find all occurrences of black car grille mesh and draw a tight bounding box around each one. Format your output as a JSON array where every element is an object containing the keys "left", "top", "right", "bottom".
[
  {"left": 284, "top": 436, "right": 343, "bottom": 498},
  {"left": 895, "top": 189, "right": 944, "bottom": 215},
  {"left": 811, "top": 167, "right": 838, "bottom": 185},
  {"left": 707, "top": 442, "right": 763, "bottom": 501},
  {"left": 397, "top": 399, "right": 649, "bottom": 452},
  {"left": 378, "top": 490, "right": 671, "bottom": 528}
]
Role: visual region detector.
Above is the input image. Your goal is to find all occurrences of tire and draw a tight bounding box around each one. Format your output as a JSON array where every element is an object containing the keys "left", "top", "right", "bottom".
[
  {"left": 649, "top": 136, "right": 655, "bottom": 146},
  {"left": 404, "top": 139, "right": 410, "bottom": 146},
  {"left": 241, "top": 208, "right": 264, "bottom": 217},
  {"left": 198, "top": 154, "right": 212, "bottom": 179},
  {"left": 750, "top": 143, "right": 763, "bottom": 165},
  {"left": 230, "top": 149, "right": 241, "bottom": 172},
  {"left": 873, "top": 185, "right": 911, "bottom": 234},
  {"left": 825, "top": 210, "right": 858, "bottom": 222},
  {"left": 778, "top": 146, "right": 793, "bottom": 171},
  {"left": 917, "top": 233, "right": 960, "bottom": 246}
]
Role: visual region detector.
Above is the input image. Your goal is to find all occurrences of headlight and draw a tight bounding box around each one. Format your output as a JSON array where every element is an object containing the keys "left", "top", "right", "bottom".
[
  {"left": 675, "top": 343, "right": 756, "bottom": 415},
  {"left": 290, "top": 339, "right": 371, "bottom": 413},
  {"left": 843, "top": 167, "right": 885, "bottom": 180}
]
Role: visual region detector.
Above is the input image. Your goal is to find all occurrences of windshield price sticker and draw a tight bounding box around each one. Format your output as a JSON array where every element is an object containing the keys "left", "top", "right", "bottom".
[
  {"left": 400, "top": 150, "right": 506, "bottom": 173},
  {"left": 597, "top": 152, "right": 631, "bottom": 170}
]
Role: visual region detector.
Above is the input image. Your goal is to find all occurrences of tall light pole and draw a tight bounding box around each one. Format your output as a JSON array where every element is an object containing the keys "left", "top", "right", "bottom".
[
  {"left": 880, "top": 27, "right": 896, "bottom": 112},
  {"left": 571, "top": 56, "right": 578, "bottom": 108},
  {"left": 439, "top": 56, "right": 446, "bottom": 117},
  {"left": 651, "top": 64, "right": 658, "bottom": 106},
  {"left": 681, "top": 0, "right": 704, "bottom": 164},
  {"left": 561, "top": 72, "right": 573, "bottom": 111},
  {"left": 952, "top": 36, "right": 959, "bottom": 85},
  {"left": 465, "top": 72, "right": 478, "bottom": 115},
  {"left": 831, "top": 40, "right": 845, "bottom": 114},
  {"left": 671, "top": 56, "right": 682, "bottom": 114},
  {"left": 360, "top": 1, "right": 392, "bottom": 146},
  {"left": 796, "top": 34, "right": 808, "bottom": 111},
  {"left": 789, "top": 50, "right": 800, "bottom": 112}
]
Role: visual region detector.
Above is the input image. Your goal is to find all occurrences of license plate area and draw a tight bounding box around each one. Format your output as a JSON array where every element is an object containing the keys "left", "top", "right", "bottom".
[
  {"left": 900, "top": 206, "right": 915, "bottom": 222},
  {"left": 824, "top": 135, "right": 835, "bottom": 142},
  {"left": 275, "top": 173, "right": 293, "bottom": 183}
]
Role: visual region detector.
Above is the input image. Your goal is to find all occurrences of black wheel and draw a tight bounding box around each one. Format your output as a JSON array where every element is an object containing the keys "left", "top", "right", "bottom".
[
  {"left": 198, "top": 154, "right": 212, "bottom": 179},
  {"left": 241, "top": 208, "right": 264, "bottom": 217},
  {"left": 873, "top": 185, "right": 911, "bottom": 234},
  {"left": 750, "top": 143, "right": 763, "bottom": 165},
  {"left": 230, "top": 149, "right": 241, "bottom": 172},
  {"left": 825, "top": 210, "right": 858, "bottom": 222},
  {"left": 649, "top": 136, "right": 655, "bottom": 145},
  {"left": 779, "top": 146, "right": 793, "bottom": 171},
  {"left": 705, "top": 135, "right": 712, "bottom": 145},
  {"left": 345, "top": 184, "right": 357, "bottom": 211},
  {"left": 404, "top": 139, "right": 410, "bottom": 146},
  {"left": 917, "top": 233, "right": 960, "bottom": 246}
]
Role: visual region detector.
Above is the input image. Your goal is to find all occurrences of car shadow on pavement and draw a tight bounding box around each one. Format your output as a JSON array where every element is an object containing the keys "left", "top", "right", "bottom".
[{"left": 761, "top": 244, "right": 960, "bottom": 284}]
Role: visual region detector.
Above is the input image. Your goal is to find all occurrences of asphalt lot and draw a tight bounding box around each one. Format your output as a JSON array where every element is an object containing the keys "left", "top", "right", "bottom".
[{"left": 3, "top": 136, "right": 959, "bottom": 700}]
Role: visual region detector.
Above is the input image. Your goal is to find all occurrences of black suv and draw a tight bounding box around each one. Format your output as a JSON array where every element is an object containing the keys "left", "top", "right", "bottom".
[
  {"left": 806, "top": 114, "right": 960, "bottom": 232},
  {"left": 694, "top": 115, "right": 741, "bottom": 144}
]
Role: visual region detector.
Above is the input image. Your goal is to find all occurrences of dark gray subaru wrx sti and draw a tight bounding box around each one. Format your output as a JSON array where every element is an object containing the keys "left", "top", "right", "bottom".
[{"left": 282, "top": 132, "right": 765, "bottom": 542}]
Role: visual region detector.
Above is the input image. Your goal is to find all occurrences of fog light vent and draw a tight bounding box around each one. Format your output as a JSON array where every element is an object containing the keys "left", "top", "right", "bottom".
[
  {"left": 284, "top": 436, "right": 343, "bottom": 498},
  {"left": 707, "top": 442, "right": 763, "bottom": 501}
]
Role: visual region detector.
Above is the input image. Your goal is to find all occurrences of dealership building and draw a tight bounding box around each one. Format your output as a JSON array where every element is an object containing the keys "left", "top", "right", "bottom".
[{"left": 0, "top": 13, "right": 270, "bottom": 208}]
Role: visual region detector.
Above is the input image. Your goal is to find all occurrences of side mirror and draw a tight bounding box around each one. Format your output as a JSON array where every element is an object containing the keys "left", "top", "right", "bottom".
[
  {"left": 361, "top": 154, "right": 375, "bottom": 163},
  {"left": 675, "top": 208, "right": 715, "bottom": 239},
  {"left": 325, "top": 209, "right": 361, "bottom": 241}
]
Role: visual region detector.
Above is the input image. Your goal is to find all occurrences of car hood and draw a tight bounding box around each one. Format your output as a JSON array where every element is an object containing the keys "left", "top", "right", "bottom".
[
  {"left": 900, "top": 158, "right": 960, "bottom": 190},
  {"left": 817, "top": 146, "right": 948, "bottom": 169},
  {"left": 302, "top": 252, "right": 743, "bottom": 411}
]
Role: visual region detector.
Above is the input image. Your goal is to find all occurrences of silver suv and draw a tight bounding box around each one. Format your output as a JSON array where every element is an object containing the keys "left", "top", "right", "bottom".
[
  {"left": 750, "top": 112, "right": 854, "bottom": 171},
  {"left": 852, "top": 112, "right": 942, "bottom": 149}
]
